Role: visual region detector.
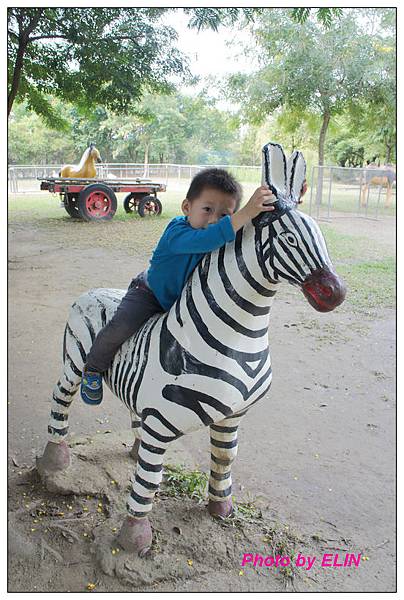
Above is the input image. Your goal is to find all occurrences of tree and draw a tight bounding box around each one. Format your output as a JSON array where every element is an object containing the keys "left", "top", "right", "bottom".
[
  {"left": 227, "top": 8, "right": 396, "bottom": 199},
  {"left": 183, "top": 7, "right": 342, "bottom": 31},
  {"left": 8, "top": 91, "right": 241, "bottom": 166},
  {"left": 7, "top": 8, "right": 188, "bottom": 124},
  {"left": 8, "top": 101, "right": 75, "bottom": 164},
  {"left": 8, "top": 7, "right": 345, "bottom": 127},
  {"left": 95, "top": 92, "right": 239, "bottom": 165}
]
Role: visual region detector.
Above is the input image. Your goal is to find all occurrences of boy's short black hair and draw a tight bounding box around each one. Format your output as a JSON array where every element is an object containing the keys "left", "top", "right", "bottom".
[{"left": 186, "top": 168, "right": 242, "bottom": 211}]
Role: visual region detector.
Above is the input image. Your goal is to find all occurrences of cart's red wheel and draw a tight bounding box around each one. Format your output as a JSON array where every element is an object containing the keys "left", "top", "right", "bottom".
[
  {"left": 78, "top": 184, "right": 117, "bottom": 221},
  {"left": 138, "top": 195, "right": 163, "bottom": 217}
]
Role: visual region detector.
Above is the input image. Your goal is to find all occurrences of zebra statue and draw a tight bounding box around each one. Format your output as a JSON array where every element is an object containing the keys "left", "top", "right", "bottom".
[{"left": 37, "top": 143, "right": 346, "bottom": 555}]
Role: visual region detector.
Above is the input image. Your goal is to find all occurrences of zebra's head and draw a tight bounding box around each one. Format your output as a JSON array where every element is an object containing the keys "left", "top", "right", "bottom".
[{"left": 253, "top": 143, "right": 346, "bottom": 312}]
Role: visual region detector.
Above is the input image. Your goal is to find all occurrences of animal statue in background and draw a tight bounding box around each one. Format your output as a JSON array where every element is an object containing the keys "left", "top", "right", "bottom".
[
  {"left": 360, "top": 163, "right": 396, "bottom": 208},
  {"left": 37, "top": 142, "right": 346, "bottom": 557},
  {"left": 60, "top": 143, "right": 102, "bottom": 178}
]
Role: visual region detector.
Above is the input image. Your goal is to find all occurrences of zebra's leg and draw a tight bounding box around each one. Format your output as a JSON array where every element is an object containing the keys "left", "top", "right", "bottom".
[
  {"left": 118, "top": 436, "right": 168, "bottom": 554},
  {"left": 36, "top": 371, "right": 80, "bottom": 475},
  {"left": 208, "top": 414, "right": 244, "bottom": 518},
  {"left": 129, "top": 414, "right": 142, "bottom": 461}
]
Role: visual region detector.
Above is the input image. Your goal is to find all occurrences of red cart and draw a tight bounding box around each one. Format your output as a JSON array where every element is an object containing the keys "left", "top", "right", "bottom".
[{"left": 39, "top": 177, "right": 167, "bottom": 221}]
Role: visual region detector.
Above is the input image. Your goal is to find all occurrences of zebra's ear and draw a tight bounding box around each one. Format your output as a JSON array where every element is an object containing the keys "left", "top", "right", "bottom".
[
  {"left": 287, "top": 151, "right": 306, "bottom": 204},
  {"left": 261, "top": 142, "right": 288, "bottom": 200}
]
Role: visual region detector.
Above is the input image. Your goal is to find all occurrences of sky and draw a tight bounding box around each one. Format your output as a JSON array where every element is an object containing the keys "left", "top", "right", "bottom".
[{"left": 161, "top": 10, "right": 258, "bottom": 111}]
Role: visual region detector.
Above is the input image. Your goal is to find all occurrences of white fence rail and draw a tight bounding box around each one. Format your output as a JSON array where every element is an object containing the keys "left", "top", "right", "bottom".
[
  {"left": 8, "top": 162, "right": 396, "bottom": 221},
  {"left": 8, "top": 163, "right": 261, "bottom": 194}
]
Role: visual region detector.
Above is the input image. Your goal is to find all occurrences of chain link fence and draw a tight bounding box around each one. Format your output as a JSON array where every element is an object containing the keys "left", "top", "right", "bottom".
[{"left": 308, "top": 165, "right": 396, "bottom": 221}]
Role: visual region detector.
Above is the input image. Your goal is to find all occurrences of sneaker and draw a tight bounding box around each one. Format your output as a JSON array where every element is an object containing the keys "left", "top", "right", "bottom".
[{"left": 81, "top": 369, "right": 103, "bottom": 405}]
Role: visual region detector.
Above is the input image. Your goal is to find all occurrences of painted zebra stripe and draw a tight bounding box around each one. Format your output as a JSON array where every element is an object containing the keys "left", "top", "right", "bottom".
[
  {"left": 159, "top": 317, "right": 249, "bottom": 396},
  {"left": 175, "top": 298, "right": 183, "bottom": 327},
  {"left": 280, "top": 213, "right": 321, "bottom": 271},
  {"left": 198, "top": 259, "right": 269, "bottom": 338},
  {"left": 210, "top": 424, "right": 239, "bottom": 433},
  {"left": 135, "top": 473, "right": 159, "bottom": 491},
  {"left": 141, "top": 441, "right": 166, "bottom": 455},
  {"left": 210, "top": 470, "right": 231, "bottom": 481},
  {"left": 52, "top": 394, "right": 72, "bottom": 408},
  {"left": 56, "top": 383, "right": 75, "bottom": 397},
  {"left": 72, "top": 302, "right": 96, "bottom": 343},
  {"left": 64, "top": 350, "right": 82, "bottom": 377},
  {"left": 132, "top": 319, "right": 159, "bottom": 412},
  {"left": 288, "top": 212, "right": 323, "bottom": 269},
  {"left": 48, "top": 425, "right": 68, "bottom": 437},
  {"left": 130, "top": 490, "right": 154, "bottom": 505},
  {"left": 210, "top": 453, "right": 234, "bottom": 466},
  {"left": 137, "top": 456, "right": 163, "bottom": 473},
  {"left": 50, "top": 411, "right": 68, "bottom": 422},
  {"left": 235, "top": 230, "right": 278, "bottom": 291},
  {"left": 186, "top": 284, "right": 269, "bottom": 378},
  {"left": 208, "top": 484, "right": 232, "bottom": 498},
  {"left": 218, "top": 247, "right": 270, "bottom": 316},
  {"left": 142, "top": 422, "right": 179, "bottom": 444},
  {"left": 142, "top": 407, "right": 183, "bottom": 438},
  {"left": 210, "top": 438, "right": 238, "bottom": 449}
]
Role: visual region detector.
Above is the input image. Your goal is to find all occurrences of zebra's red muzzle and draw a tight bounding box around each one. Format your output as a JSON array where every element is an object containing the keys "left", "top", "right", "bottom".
[{"left": 302, "top": 268, "right": 346, "bottom": 312}]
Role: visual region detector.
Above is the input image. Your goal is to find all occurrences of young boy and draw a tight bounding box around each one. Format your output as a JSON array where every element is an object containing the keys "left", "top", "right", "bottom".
[{"left": 80, "top": 168, "right": 278, "bottom": 404}]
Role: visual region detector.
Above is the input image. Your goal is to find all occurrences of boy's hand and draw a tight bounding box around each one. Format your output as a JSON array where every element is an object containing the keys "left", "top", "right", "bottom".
[
  {"left": 244, "top": 185, "right": 276, "bottom": 218},
  {"left": 231, "top": 185, "right": 276, "bottom": 233},
  {"left": 298, "top": 179, "right": 308, "bottom": 204}
]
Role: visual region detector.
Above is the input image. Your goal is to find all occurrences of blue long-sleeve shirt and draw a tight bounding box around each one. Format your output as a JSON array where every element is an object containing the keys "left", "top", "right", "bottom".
[{"left": 146, "top": 215, "right": 236, "bottom": 311}]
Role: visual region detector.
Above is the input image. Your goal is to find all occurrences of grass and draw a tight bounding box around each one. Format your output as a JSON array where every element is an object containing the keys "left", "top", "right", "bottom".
[
  {"left": 317, "top": 223, "right": 396, "bottom": 314},
  {"left": 261, "top": 522, "right": 304, "bottom": 588},
  {"left": 160, "top": 464, "right": 208, "bottom": 501},
  {"left": 306, "top": 182, "right": 396, "bottom": 218},
  {"left": 8, "top": 190, "right": 183, "bottom": 222},
  {"left": 218, "top": 498, "right": 303, "bottom": 588},
  {"left": 9, "top": 190, "right": 395, "bottom": 315},
  {"left": 338, "top": 258, "right": 396, "bottom": 313}
]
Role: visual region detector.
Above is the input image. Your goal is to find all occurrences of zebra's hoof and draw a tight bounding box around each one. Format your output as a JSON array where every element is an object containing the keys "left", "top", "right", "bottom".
[
  {"left": 36, "top": 440, "right": 71, "bottom": 476},
  {"left": 208, "top": 497, "right": 234, "bottom": 519},
  {"left": 117, "top": 516, "right": 152, "bottom": 555},
  {"left": 129, "top": 439, "right": 140, "bottom": 461}
]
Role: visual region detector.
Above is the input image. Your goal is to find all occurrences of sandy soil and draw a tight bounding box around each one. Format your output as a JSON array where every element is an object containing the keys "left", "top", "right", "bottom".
[{"left": 8, "top": 212, "right": 396, "bottom": 592}]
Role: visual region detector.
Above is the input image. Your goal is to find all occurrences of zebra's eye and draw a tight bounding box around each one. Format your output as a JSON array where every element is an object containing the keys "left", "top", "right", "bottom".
[{"left": 280, "top": 232, "right": 298, "bottom": 247}]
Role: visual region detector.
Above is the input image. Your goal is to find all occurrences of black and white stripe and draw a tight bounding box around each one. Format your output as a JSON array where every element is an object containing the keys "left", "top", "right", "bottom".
[{"left": 46, "top": 143, "right": 335, "bottom": 518}]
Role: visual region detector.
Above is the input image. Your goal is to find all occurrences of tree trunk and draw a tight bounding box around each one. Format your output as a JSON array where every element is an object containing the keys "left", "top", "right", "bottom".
[
  {"left": 8, "top": 37, "right": 27, "bottom": 116},
  {"left": 316, "top": 111, "right": 331, "bottom": 206},
  {"left": 386, "top": 143, "right": 392, "bottom": 164},
  {"left": 143, "top": 142, "right": 149, "bottom": 178},
  {"left": 8, "top": 10, "right": 43, "bottom": 116}
]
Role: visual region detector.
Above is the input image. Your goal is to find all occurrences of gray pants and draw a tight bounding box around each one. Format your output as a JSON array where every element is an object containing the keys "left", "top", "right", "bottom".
[{"left": 85, "top": 271, "right": 164, "bottom": 373}]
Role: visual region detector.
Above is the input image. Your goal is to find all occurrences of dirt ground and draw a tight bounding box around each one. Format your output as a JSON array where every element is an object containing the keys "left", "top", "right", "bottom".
[{"left": 8, "top": 209, "right": 396, "bottom": 592}]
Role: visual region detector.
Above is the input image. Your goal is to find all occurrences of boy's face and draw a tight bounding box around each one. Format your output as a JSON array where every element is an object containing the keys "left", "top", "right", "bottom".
[{"left": 182, "top": 188, "right": 237, "bottom": 229}]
